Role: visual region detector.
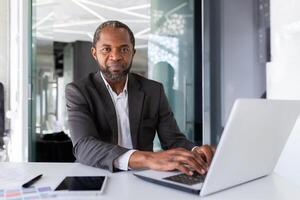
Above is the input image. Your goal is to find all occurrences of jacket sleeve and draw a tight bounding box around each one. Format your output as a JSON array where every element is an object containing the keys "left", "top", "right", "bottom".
[
  {"left": 156, "top": 84, "right": 195, "bottom": 151},
  {"left": 65, "top": 83, "right": 128, "bottom": 172}
]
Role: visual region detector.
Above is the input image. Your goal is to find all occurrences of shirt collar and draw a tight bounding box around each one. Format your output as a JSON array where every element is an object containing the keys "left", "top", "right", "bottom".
[{"left": 100, "top": 72, "right": 128, "bottom": 94}]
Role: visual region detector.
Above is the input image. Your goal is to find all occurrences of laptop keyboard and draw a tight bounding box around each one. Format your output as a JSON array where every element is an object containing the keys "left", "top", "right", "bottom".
[{"left": 163, "top": 173, "right": 206, "bottom": 185}]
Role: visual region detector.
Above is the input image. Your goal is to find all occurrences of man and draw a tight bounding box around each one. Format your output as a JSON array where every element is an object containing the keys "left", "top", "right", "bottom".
[{"left": 65, "top": 21, "right": 214, "bottom": 175}]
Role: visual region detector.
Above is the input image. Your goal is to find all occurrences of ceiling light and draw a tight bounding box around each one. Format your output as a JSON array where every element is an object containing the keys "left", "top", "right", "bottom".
[
  {"left": 121, "top": 19, "right": 150, "bottom": 23},
  {"left": 78, "top": 0, "right": 150, "bottom": 19},
  {"left": 33, "top": 12, "right": 54, "bottom": 29},
  {"left": 135, "top": 28, "right": 150, "bottom": 37},
  {"left": 36, "top": 32, "right": 54, "bottom": 40},
  {"left": 33, "top": 0, "right": 55, "bottom": 7},
  {"left": 71, "top": 0, "right": 106, "bottom": 21},
  {"left": 165, "top": 2, "right": 188, "bottom": 18},
  {"left": 86, "top": 33, "right": 93, "bottom": 40},
  {"left": 53, "top": 29, "right": 89, "bottom": 35},
  {"left": 54, "top": 20, "right": 101, "bottom": 28},
  {"left": 123, "top": 4, "right": 150, "bottom": 11},
  {"left": 37, "top": 20, "right": 101, "bottom": 30},
  {"left": 135, "top": 35, "right": 149, "bottom": 40}
]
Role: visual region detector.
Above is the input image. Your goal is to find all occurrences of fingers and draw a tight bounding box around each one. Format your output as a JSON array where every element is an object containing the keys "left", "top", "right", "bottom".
[
  {"left": 193, "top": 145, "right": 215, "bottom": 166},
  {"left": 148, "top": 153, "right": 193, "bottom": 175},
  {"left": 172, "top": 154, "right": 206, "bottom": 175},
  {"left": 174, "top": 163, "right": 193, "bottom": 176},
  {"left": 167, "top": 161, "right": 196, "bottom": 176},
  {"left": 147, "top": 148, "right": 211, "bottom": 175},
  {"left": 193, "top": 151, "right": 209, "bottom": 170},
  {"left": 170, "top": 148, "right": 208, "bottom": 175},
  {"left": 211, "top": 145, "right": 216, "bottom": 154},
  {"left": 200, "top": 145, "right": 214, "bottom": 165}
]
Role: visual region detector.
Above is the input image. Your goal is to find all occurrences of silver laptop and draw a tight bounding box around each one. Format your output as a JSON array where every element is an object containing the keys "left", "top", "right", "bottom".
[{"left": 134, "top": 99, "right": 300, "bottom": 196}]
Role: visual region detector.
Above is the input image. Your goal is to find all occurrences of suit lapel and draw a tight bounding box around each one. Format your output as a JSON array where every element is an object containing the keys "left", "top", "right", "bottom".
[
  {"left": 128, "top": 74, "right": 144, "bottom": 148},
  {"left": 93, "top": 71, "right": 118, "bottom": 144}
]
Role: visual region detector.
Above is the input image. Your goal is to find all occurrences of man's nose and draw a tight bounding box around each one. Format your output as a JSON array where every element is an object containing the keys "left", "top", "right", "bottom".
[{"left": 109, "top": 49, "right": 122, "bottom": 61}]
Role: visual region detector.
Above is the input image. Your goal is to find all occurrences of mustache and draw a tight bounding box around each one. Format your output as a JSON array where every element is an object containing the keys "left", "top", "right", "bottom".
[
  {"left": 107, "top": 61, "right": 123, "bottom": 66},
  {"left": 98, "top": 61, "right": 132, "bottom": 82}
]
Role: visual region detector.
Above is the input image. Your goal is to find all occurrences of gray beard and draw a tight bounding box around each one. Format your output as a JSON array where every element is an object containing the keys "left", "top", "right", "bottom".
[{"left": 100, "top": 63, "right": 132, "bottom": 83}]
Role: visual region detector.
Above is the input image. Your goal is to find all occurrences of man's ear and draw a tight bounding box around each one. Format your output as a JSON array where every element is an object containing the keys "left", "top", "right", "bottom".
[
  {"left": 133, "top": 49, "right": 136, "bottom": 56},
  {"left": 91, "top": 47, "right": 97, "bottom": 60}
]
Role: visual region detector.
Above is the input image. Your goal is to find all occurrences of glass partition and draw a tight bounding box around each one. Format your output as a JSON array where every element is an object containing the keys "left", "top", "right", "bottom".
[
  {"left": 149, "top": 0, "right": 195, "bottom": 150},
  {"left": 31, "top": 0, "right": 196, "bottom": 159}
]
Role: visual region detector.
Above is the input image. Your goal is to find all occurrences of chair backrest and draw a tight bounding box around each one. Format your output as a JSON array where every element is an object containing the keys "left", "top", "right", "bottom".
[{"left": 275, "top": 117, "right": 300, "bottom": 187}]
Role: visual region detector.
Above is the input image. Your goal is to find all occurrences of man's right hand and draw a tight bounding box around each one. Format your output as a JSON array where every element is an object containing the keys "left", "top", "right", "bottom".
[{"left": 128, "top": 148, "right": 209, "bottom": 175}]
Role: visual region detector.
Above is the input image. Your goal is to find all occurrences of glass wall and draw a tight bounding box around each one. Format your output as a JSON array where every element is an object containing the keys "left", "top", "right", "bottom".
[
  {"left": 149, "top": 0, "right": 195, "bottom": 149},
  {"left": 30, "top": 0, "right": 196, "bottom": 160}
]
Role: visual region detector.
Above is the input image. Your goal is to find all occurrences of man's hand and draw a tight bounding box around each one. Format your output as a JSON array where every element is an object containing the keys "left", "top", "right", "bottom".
[
  {"left": 192, "top": 145, "right": 216, "bottom": 167},
  {"left": 128, "top": 147, "right": 212, "bottom": 176}
]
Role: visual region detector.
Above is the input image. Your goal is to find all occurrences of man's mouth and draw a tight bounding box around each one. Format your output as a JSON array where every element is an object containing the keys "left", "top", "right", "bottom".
[{"left": 108, "top": 64, "right": 123, "bottom": 69}]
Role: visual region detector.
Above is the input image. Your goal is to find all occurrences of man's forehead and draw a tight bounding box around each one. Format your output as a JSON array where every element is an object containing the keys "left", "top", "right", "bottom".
[{"left": 98, "top": 27, "right": 131, "bottom": 45}]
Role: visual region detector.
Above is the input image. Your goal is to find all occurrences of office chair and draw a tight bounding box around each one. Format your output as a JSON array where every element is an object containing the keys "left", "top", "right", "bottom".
[{"left": 36, "top": 131, "right": 75, "bottom": 162}]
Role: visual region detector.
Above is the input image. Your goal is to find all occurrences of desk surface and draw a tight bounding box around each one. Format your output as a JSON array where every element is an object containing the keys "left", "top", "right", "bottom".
[{"left": 1, "top": 162, "right": 299, "bottom": 200}]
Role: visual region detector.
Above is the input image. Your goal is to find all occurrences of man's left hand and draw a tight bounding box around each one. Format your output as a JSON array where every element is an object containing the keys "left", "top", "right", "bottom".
[{"left": 192, "top": 145, "right": 216, "bottom": 172}]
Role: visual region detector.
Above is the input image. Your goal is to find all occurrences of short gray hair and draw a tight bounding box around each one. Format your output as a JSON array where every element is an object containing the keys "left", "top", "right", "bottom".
[{"left": 92, "top": 20, "right": 135, "bottom": 48}]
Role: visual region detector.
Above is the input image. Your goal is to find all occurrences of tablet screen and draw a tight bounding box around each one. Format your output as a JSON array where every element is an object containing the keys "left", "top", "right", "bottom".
[{"left": 55, "top": 176, "right": 106, "bottom": 191}]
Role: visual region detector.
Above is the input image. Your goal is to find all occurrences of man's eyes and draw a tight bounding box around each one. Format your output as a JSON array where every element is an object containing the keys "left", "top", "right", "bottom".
[
  {"left": 120, "top": 47, "right": 130, "bottom": 53},
  {"left": 101, "top": 48, "right": 110, "bottom": 53},
  {"left": 100, "top": 47, "right": 130, "bottom": 54}
]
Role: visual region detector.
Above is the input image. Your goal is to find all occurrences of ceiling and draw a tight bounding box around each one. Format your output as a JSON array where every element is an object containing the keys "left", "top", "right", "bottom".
[{"left": 33, "top": 0, "right": 150, "bottom": 49}]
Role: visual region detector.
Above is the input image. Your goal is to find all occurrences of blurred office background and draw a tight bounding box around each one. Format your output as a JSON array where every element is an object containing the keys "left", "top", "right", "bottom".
[{"left": 0, "top": 0, "right": 300, "bottom": 167}]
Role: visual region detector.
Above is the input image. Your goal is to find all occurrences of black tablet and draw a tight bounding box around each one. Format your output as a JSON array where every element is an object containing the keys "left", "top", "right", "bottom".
[{"left": 55, "top": 176, "right": 107, "bottom": 194}]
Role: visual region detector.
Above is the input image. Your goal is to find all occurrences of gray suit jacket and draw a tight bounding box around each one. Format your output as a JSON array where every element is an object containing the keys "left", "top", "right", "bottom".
[{"left": 65, "top": 71, "right": 195, "bottom": 172}]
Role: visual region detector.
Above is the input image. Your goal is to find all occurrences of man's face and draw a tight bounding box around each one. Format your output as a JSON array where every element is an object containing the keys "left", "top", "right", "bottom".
[{"left": 91, "top": 27, "right": 135, "bottom": 82}]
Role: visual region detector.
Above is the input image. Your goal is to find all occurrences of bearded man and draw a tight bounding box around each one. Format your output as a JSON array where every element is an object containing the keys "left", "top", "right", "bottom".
[{"left": 65, "top": 20, "right": 214, "bottom": 175}]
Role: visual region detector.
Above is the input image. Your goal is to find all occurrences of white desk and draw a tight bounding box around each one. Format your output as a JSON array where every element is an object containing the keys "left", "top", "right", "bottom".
[{"left": 1, "top": 162, "right": 300, "bottom": 200}]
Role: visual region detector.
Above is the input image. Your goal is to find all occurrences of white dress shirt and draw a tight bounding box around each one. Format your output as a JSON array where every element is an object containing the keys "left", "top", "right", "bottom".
[{"left": 100, "top": 73, "right": 136, "bottom": 170}]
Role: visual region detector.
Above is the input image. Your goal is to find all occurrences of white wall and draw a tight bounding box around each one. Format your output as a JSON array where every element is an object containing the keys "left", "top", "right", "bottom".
[
  {"left": 267, "top": 0, "right": 300, "bottom": 99},
  {"left": 9, "top": 0, "right": 30, "bottom": 162},
  {"left": 0, "top": 0, "right": 9, "bottom": 115},
  {"left": 0, "top": 0, "right": 10, "bottom": 161},
  {"left": 269, "top": 0, "right": 300, "bottom": 186}
]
